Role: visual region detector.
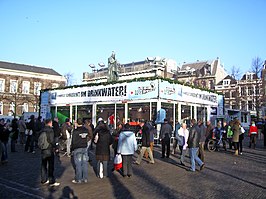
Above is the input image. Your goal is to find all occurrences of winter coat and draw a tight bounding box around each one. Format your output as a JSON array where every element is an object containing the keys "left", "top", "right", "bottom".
[
  {"left": 187, "top": 124, "right": 201, "bottom": 148},
  {"left": 178, "top": 127, "right": 189, "bottom": 150},
  {"left": 249, "top": 125, "right": 258, "bottom": 136},
  {"left": 61, "top": 123, "right": 73, "bottom": 140},
  {"left": 117, "top": 130, "right": 138, "bottom": 155},
  {"left": 159, "top": 123, "right": 173, "bottom": 139},
  {"left": 95, "top": 123, "right": 113, "bottom": 161},
  {"left": 71, "top": 126, "right": 88, "bottom": 151},
  {"left": 232, "top": 124, "right": 241, "bottom": 143},
  {"left": 141, "top": 123, "right": 151, "bottom": 147},
  {"left": 52, "top": 121, "right": 61, "bottom": 138},
  {"left": 18, "top": 120, "right": 26, "bottom": 133},
  {"left": 41, "top": 125, "right": 55, "bottom": 158},
  {"left": 198, "top": 124, "right": 207, "bottom": 143}
]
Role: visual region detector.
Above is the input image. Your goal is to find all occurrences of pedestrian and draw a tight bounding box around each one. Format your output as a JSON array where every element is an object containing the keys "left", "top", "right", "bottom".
[
  {"left": 178, "top": 123, "right": 189, "bottom": 166},
  {"left": 172, "top": 121, "right": 181, "bottom": 154},
  {"left": 135, "top": 120, "right": 155, "bottom": 165},
  {"left": 248, "top": 121, "right": 258, "bottom": 149},
  {"left": 71, "top": 118, "right": 89, "bottom": 183},
  {"left": 94, "top": 118, "right": 113, "bottom": 178},
  {"left": 213, "top": 121, "right": 222, "bottom": 151},
  {"left": 227, "top": 121, "right": 234, "bottom": 149},
  {"left": 108, "top": 113, "right": 115, "bottom": 130},
  {"left": 34, "top": 116, "right": 44, "bottom": 153},
  {"left": 61, "top": 118, "right": 73, "bottom": 157},
  {"left": 187, "top": 119, "right": 205, "bottom": 172},
  {"left": 221, "top": 121, "right": 228, "bottom": 150},
  {"left": 0, "top": 119, "right": 9, "bottom": 164},
  {"left": 83, "top": 119, "right": 93, "bottom": 161},
  {"left": 25, "top": 115, "right": 35, "bottom": 153},
  {"left": 112, "top": 122, "right": 123, "bottom": 157},
  {"left": 18, "top": 117, "right": 26, "bottom": 145},
  {"left": 231, "top": 119, "right": 241, "bottom": 156},
  {"left": 198, "top": 119, "right": 206, "bottom": 162},
  {"left": 159, "top": 119, "right": 172, "bottom": 158},
  {"left": 10, "top": 118, "right": 19, "bottom": 152},
  {"left": 52, "top": 117, "right": 61, "bottom": 144},
  {"left": 117, "top": 123, "right": 138, "bottom": 178},
  {"left": 40, "top": 119, "right": 60, "bottom": 186},
  {"left": 205, "top": 120, "right": 214, "bottom": 143},
  {"left": 144, "top": 121, "right": 156, "bottom": 159}
]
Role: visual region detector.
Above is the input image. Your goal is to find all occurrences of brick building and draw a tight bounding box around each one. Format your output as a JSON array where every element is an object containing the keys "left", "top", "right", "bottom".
[
  {"left": 176, "top": 58, "right": 227, "bottom": 90},
  {"left": 0, "top": 61, "right": 66, "bottom": 116}
]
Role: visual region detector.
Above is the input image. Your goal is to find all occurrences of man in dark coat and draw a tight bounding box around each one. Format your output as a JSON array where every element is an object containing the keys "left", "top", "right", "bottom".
[
  {"left": 40, "top": 119, "right": 60, "bottom": 186},
  {"left": 159, "top": 119, "right": 172, "bottom": 158},
  {"left": 135, "top": 120, "right": 155, "bottom": 165},
  {"left": 187, "top": 119, "right": 205, "bottom": 172}
]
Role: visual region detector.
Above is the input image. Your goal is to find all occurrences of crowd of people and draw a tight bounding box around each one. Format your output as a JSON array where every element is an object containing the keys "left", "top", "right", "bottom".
[{"left": 0, "top": 114, "right": 264, "bottom": 187}]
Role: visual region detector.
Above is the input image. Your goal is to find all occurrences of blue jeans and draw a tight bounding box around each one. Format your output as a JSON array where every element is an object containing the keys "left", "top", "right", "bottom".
[
  {"left": 73, "top": 148, "right": 88, "bottom": 182},
  {"left": 189, "top": 147, "right": 203, "bottom": 171},
  {"left": 1, "top": 142, "right": 8, "bottom": 161}
]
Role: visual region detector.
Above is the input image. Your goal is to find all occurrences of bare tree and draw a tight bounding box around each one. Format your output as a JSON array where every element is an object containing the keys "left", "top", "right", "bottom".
[
  {"left": 231, "top": 65, "right": 241, "bottom": 80},
  {"left": 64, "top": 72, "right": 74, "bottom": 86},
  {"left": 251, "top": 57, "right": 263, "bottom": 120}
]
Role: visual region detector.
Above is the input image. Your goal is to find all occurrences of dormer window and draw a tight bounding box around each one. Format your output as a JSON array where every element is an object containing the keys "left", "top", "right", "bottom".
[{"left": 223, "top": 80, "right": 230, "bottom": 85}]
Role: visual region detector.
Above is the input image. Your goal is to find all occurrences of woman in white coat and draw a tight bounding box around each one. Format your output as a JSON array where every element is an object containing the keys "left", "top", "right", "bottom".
[{"left": 177, "top": 123, "right": 189, "bottom": 166}]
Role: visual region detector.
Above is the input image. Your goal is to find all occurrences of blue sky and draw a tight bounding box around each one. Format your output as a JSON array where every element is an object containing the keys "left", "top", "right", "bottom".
[{"left": 0, "top": 0, "right": 265, "bottom": 84}]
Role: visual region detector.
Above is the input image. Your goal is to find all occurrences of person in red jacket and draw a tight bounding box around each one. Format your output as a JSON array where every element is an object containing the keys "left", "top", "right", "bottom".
[{"left": 249, "top": 121, "right": 258, "bottom": 149}]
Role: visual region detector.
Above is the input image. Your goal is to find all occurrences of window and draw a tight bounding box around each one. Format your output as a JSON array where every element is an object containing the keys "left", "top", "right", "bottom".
[
  {"left": 248, "top": 101, "right": 253, "bottom": 110},
  {"left": 34, "top": 82, "right": 42, "bottom": 95},
  {"left": 10, "top": 102, "right": 15, "bottom": 113},
  {"left": 0, "top": 102, "right": 3, "bottom": 115},
  {"left": 231, "top": 91, "right": 236, "bottom": 98},
  {"left": 225, "top": 92, "right": 230, "bottom": 98},
  {"left": 22, "top": 103, "right": 28, "bottom": 113},
  {"left": 248, "top": 87, "right": 253, "bottom": 96},
  {"left": 22, "top": 81, "right": 30, "bottom": 94},
  {"left": 0, "top": 79, "right": 5, "bottom": 92},
  {"left": 240, "top": 87, "right": 246, "bottom": 96},
  {"left": 10, "top": 80, "right": 18, "bottom": 93},
  {"left": 52, "top": 83, "right": 59, "bottom": 89},
  {"left": 223, "top": 80, "right": 230, "bottom": 85},
  {"left": 241, "top": 101, "right": 246, "bottom": 110}
]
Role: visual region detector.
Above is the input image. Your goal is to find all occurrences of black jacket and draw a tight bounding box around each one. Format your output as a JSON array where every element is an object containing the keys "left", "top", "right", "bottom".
[
  {"left": 41, "top": 125, "right": 55, "bottom": 153},
  {"left": 52, "top": 121, "right": 61, "bottom": 138},
  {"left": 187, "top": 124, "right": 201, "bottom": 148},
  {"left": 71, "top": 126, "right": 88, "bottom": 151},
  {"left": 141, "top": 123, "right": 151, "bottom": 147}
]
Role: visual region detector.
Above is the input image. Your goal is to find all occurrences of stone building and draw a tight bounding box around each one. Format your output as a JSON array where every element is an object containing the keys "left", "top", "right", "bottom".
[
  {"left": 0, "top": 61, "right": 66, "bottom": 116},
  {"left": 83, "top": 57, "right": 177, "bottom": 83},
  {"left": 176, "top": 58, "right": 227, "bottom": 90}
]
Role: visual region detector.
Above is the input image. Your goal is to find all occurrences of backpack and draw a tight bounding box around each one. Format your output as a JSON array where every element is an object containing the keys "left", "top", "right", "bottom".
[{"left": 38, "top": 131, "right": 50, "bottom": 150}]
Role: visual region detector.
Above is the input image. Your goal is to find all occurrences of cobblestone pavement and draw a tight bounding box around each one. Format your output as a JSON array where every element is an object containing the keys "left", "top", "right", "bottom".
[{"left": 0, "top": 139, "right": 265, "bottom": 199}]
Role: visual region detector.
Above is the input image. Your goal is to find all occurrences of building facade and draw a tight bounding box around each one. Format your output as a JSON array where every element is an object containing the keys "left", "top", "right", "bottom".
[
  {"left": 0, "top": 61, "right": 66, "bottom": 116},
  {"left": 261, "top": 60, "right": 266, "bottom": 118},
  {"left": 83, "top": 58, "right": 177, "bottom": 83},
  {"left": 215, "top": 72, "right": 263, "bottom": 119},
  {"left": 176, "top": 58, "right": 227, "bottom": 90}
]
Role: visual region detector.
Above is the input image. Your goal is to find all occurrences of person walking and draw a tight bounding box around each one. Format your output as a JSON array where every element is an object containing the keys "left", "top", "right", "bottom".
[
  {"left": 0, "top": 119, "right": 9, "bottom": 163},
  {"left": 239, "top": 125, "right": 245, "bottom": 155},
  {"left": 159, "top": 119, "right": 173, "bottom": 158},
  {"left": 144, "top": 121, "right": 156, "bottom": 159},
  {"left": 227, "top": 121, "right": 234, "bottom": 149},
  {"left": 135, "top": 120, "right": 155, "bottom": 165},
  {"left": 18, "top": 117, "right": 26, "bottom": 145},
  {"left": 249, "top": 121, "right": 258, "bottom": 149},
  {"left": 232, "top": 119, "right": 241, "bottom": 156},
  {"left": 198, "top": 120, "right": 206, "bottom": 162},
  {"left": 40, "top": 119, "right": 60, "bottom": 186},
  {"left": 71, "top": 118, "right": 89, "bottom": 183},
  {"left": 178, "top": 123, "right": 189, "bottom": 166},
  {"left": 84, "top": 119, "right": 93, "bottom": 161},
  {"left": 94, "top": 118, "right": 113, "bottom": 178},
  {"left": 172, "top": 121, "right": 181, "bottom": 154},
  {"left": 187, "top": 119, "right": 205, "bottom": 172},
  {"left": 117, "top": 123, "right": 138, "bottom": 178}
]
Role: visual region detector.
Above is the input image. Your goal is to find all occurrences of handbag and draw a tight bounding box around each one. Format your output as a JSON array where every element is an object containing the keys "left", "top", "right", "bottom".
[{"left": 113, "top": 154, "right": 122, "bottom": 171}]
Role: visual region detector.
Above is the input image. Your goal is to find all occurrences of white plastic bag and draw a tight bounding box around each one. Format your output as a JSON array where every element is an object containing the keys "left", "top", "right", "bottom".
[
  {"left": 99, "top": 162, "right": 103, "bottom": 178},
  {"left": 94, "top": 133, "right": 99, "bottom": 144},
  {"left": 114, "top": 154, "right": 122, "bottom": 171}
]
